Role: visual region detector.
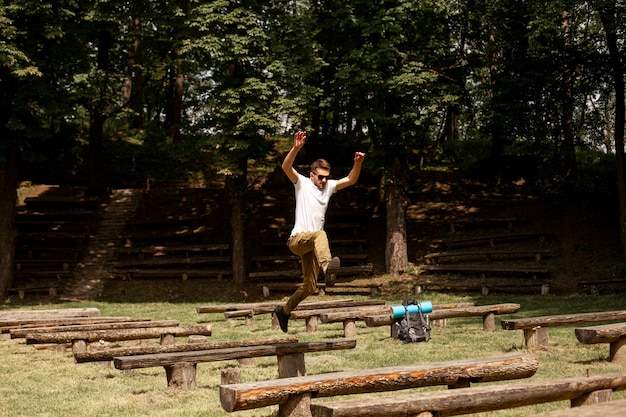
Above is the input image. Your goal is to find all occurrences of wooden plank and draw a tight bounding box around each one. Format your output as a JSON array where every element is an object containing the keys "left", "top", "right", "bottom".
[
  {"left": 528, "top": 399, "right": 626, "bottom": 417},
  {"left": 114, "top": 338, "right": 357, "bottom": 370},
  {"left": 501, "top": 310, "right": 626, "bottom": 330},
  {"left": 249, "top": 265, "right": 374, "bottom": 280},
  {"left": 75, "top": 336, "right": 298, "bottom": 363},
  {"left": 309, "top": 373, "right": 626, "bottom": 417},
  {"left": 220, "top": 353, "right": 538, "bottom": 412},
  {"left": 10, "top": 320, "right": 180, "bottom": 339},
  {"left": 575, "top": 322, "right": 626, "bottom": 344},
  {"left": 119, "top": 268, "right": 233, "bottom": 279},
  {"left": 25, "top": 324, "right": 212, "bottom": 344}
]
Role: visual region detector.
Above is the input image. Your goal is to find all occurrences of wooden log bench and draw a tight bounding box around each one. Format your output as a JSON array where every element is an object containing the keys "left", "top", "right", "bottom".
[
  {"left": 10, "top": 319, "right": 179, "bottom": 339},
  {"left": 15, "top": 246, "right": 84, "bottom": 260},
  {"left": 75, "top": 336, "right": 298, "bottom": 363},
  {"left": 0, "top": 307, "right": 100, "bottom": 323},
  {"left": 501, "top": 310, "right": 626, "bottom": 347},
  {"left": 327, "top": 302, "right": 476, "bottom": 335},
  {"left": 310, "top": 372, "right": 626, "bottom": 417},
  {"left": 528, "top": 398, "right": 626, "bottom": 417},
  {"left": 220, "top": 353, "right": 539, "bottom": 416},
  {"left": 114, "top": 268, "right": 233, "bottom": 280},
  {"left": 251, "top": 254, "right": 369, "bottom": 270},
  {"left": 196, "top": 299, "right": 361, "bottom": 314},
  {"left": 259, "top": 280, "right": 382, "bottom": 298},
  {"left": 577, "top": 279, "right": 626, "bottom": 294},
  {"left": 117, "top": 243, "right": 230, "bottom": 260},
  {"left": 23, "top": 195, "right": 101, "bottom": 210},
  {"left": 433, "top": 232, "right": 554, "bottom": 250},
  {"left": 364, "top": 303, "right": 520, "bottom": 337},
  {"left": 288, "top": 301, "right": 387, "bottom": 333},
  {"left": 114, "top": 338, "right": 357, "bottom": 390},
  {"left": 15, "top": 259, "right": 73, "bottom": 271},
  {"left": 575, "top": 322, "right": 626, "bottom": 362},
  {"left": 448, "top": 216, "right": 528, "bottom": 234},
  {"left": 8, "top": 284, "right": 59, "bottom": 300},
  {"left": 113, "top": 256, "right": 231, "bottom": 271},
  {"left": 418, "top": 263, "right": 550, "bottom": 278},
  {"left": 25, "top": 325, "right": 213, "bottom": 354},
  {"left": 424, "top": 249, "right": 551, "bottom": 264},
  {"left": 1, "top": 316, "right": 149, "bottom": 334},
  {"left": 413, "top": 278, "right": 551, "bottom": 295}
]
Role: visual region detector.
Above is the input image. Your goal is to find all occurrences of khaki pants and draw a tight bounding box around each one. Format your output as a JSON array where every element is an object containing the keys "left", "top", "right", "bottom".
[{"left": 283, "top": 231, "right": 331, "bottom": 314}]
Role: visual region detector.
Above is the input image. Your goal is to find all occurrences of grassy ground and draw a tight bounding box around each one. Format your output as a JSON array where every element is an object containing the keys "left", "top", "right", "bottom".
[{"left": 2, "top": 291, "right": 626, "bottom": 417}]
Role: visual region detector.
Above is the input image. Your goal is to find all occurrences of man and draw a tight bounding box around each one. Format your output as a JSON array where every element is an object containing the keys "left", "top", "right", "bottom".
[{"left": 274, "top": 131, "right": 366, "bottom": 332}]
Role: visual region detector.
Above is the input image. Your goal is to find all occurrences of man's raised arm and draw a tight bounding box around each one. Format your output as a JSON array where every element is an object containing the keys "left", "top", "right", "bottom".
[{"left": 282, "top": 131, "right": 306, "bottom": 184}]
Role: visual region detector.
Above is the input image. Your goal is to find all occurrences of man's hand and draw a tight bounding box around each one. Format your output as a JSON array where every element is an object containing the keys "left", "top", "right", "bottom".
[
  {"left": 354, "top": 152, "right": 366, "bottom": 164},
  {"left": 294, "top": 131, "right": 306, "bottom": 150}
]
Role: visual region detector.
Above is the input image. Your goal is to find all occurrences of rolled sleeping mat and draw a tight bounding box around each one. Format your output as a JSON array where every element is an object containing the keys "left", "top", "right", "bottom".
[{"left": 390, "top": 301, "right": 433, "bottom": 319}]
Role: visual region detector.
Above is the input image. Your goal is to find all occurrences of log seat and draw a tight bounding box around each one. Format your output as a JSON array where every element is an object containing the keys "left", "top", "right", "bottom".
[{"left": 575, "top": 322, "right": 626, "bottom": 362}]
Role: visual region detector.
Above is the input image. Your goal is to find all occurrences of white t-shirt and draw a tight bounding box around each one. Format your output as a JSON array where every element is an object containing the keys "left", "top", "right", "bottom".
[{"left": 290, "top": 173, "right": 338, "bottom": 237}]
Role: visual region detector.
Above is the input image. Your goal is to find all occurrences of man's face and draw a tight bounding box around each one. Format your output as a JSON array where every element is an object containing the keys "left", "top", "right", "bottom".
[{"left": 310, "top": 168, "right": 331, "bottom": 190}]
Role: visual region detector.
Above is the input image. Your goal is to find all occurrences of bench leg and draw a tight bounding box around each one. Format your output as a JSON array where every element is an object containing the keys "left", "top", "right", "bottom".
[
  {"left": 278, "top": 352, "right": 306, "bottom": 378},
  {"left": 306, "top": 316, "right": 318, "bottom": 332},
  {"left": 524, "top": 327, "right": 549, "bottom": 347},
  {"left": 571, "top": 389, "right": 612, "bottom": 407},
  {"left": 482, "top": 312, "right": 495, "bottom": 332},
  {"left": 279, "top": 393, "right": 312, "bottom": 417},
  {"left": 343, "top": 319, "right": 357, "bottom": 338},
  {"left": 610, "top": 336, "right": 626, "bottom": 362},
  {"left": 165, "top": 362, "right": 197, "bottom": 390}
]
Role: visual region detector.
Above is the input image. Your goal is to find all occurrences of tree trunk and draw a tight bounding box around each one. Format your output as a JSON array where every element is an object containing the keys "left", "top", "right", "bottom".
[
  {"left": 385, "top": 156, "right": 408, "bottom": 275},
  {"left": 88, "top": 27, "right": 112, "bottom": 196},
  {"left": 596, "top": 1, "right": 626, "bottom": 257},
  {"left": 226, "top": 156, "right": 248, "bottom": 285},
  {"left": 0, "top": 144, "right": 19, "bottom": 298},
  {"left": 560, "top": 10, "right": 577, "bottom": 180}
]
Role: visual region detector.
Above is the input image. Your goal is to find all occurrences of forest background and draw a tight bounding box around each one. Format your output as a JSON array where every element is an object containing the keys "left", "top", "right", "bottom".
[{"left": 1, "top": 0, "right": 625, "bottom": 297}]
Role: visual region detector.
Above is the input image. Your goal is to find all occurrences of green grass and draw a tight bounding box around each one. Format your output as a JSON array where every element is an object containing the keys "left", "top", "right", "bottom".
[{"left": 2, "top": 292, "right": 626, "bottom": 417}]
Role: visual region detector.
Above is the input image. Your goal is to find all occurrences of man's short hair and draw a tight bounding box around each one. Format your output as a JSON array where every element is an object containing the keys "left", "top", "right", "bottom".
[{"left": 311, "top": 159, "right": 331, "bottom": 172}]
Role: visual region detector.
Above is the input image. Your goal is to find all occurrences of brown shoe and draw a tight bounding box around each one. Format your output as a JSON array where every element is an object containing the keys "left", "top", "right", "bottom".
[{"left": 321, "top": 256, "right": 340, "bottom": 287}]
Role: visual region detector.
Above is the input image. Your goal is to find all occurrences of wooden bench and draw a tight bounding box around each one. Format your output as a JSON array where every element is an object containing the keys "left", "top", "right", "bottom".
[
  {"left": 576, "top": 322, "right": 626, "bottom": 362},
  {"left": 114, "top": 338, "right": 357, "bottom": 390},
  {"left": 419, "top": 263, "right": 550, "bottom": 278},
  {"left": 115, "top": 268, "right": 233, "bottom": 280},
  {"left": 219, "top": 353, "right": 538, "bottom": 415},
  {"left": 15, "top": 259, "right": 73, "bottom": 271},
  {"left": 8, "top": 285, "right": 59, "bottom": 300},
  {"left": 528, "top": 398, "right": 626, "bottom": 417},
  {"left": 364, "top": 303, "right": 520, "bottom": 336},
  {"left": 448, "top": 216, "right": 528, "bottom": 233},
  {"left": 113, "top": 256, "right": 231, "bottom": 270},
  {"left": 10, "top": 319, "right": 179, "bottom": 339},
  {"left": 413, "top": 277, "right": 551, "bottom": 295},
  {"left": 287, "top": 301, "right": 387, "bottom": 333},
  {"left": 324, "top": 302, "right": 476, "bottom": 336},
  {"left": 25, "top": 324, "right": 213, "bottom": 354},
  {"left": 250, "top": 265, "right": 374, "bottom": 281},
  {"left": 196, "top": 299, "right": 368, "bottom": 315},
  {"left": 75, "top": 336, "right": 297, "bottom": 363},
  {"left": 118, "top": 243, "right": 230, "bottom": 259},
  {"left": 577, "top": 279, "right": 626, "bottom": 294},
  {"left": 501, "top": 310, "right": 626, "bottom": 347},
  {"left": 0, "top": 307, "right": 100, "bottom": 324},
  {"left": 15, "top": 246, "right": 84, "bottom": 260},
  {"left": 251, "top": 254, "right": 369, "bottom": 270},
  {"left": 433, "top": 232, "right": 554, "bottom": 250},
  {"left": 24, "top": 195, "right": 101, "bottom": 210},
  {"left": 1, "top": 316, "right": 148, "bottom": 334},
  {"left": 310, "top": 372, "right": 626, "bottom": 417},
  {"left": 259, "top": 280, "right": 382, "bottom": 298},
  {"left": 424, "top": 249, "right": 551, "bottom": 264}
]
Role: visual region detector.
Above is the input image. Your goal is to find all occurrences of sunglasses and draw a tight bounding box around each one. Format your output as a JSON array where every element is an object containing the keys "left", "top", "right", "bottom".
[{"left": 312, "top": 173, "right": 331, "bottom": 181}]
